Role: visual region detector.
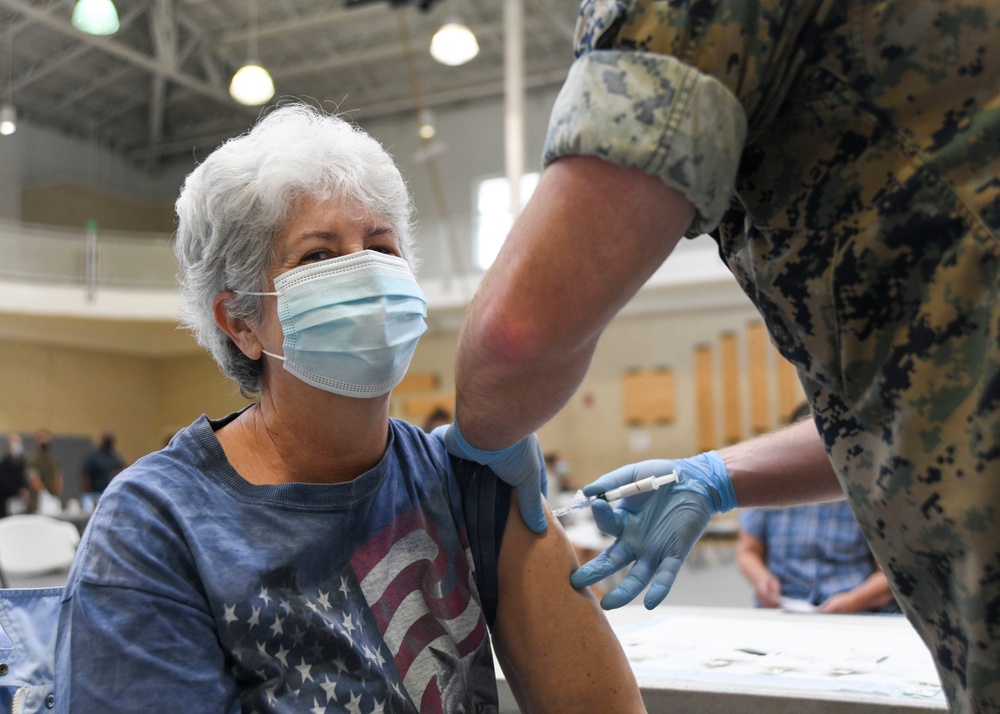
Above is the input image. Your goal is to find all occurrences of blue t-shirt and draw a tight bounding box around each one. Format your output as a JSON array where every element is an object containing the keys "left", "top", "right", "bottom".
[
  {"left": 55, "top": 413, "right": 510, "bottom": 713},
  {"left": 740, "top": 501, "right": 897, "bottom": 612}
]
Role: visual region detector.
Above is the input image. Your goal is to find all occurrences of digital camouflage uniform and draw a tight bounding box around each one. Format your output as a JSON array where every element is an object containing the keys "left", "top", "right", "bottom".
[{"left": 544, "top": 1, "right": 999, "bottom": 711}]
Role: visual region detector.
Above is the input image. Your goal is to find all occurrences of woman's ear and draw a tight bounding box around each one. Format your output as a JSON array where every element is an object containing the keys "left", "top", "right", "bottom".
[{"left": 213, "top": 292, "right": 263, "bottom": 360}]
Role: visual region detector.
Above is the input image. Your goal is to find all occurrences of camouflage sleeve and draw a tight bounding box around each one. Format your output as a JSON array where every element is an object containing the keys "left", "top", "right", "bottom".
[{"left": 544, "top": 0, "right": 833, "bottom": 234}]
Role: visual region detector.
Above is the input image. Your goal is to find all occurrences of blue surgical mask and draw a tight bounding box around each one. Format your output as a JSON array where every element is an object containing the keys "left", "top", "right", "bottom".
[{"left": 240, "top": 250, "right": 427, "bottom": 398}]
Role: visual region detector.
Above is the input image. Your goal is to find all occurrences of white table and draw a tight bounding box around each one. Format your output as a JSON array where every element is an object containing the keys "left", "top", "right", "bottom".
[{"left": 496, "top": 606, "right": 947, "bottom": 713}]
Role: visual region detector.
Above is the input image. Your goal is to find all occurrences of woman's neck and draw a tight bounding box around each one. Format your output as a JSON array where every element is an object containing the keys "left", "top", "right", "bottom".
[{"left": 219, "top": 381, "right": 391, "bottom": 486}]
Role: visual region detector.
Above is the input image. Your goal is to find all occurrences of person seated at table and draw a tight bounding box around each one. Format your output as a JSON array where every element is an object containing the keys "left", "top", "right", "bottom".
[
  {"left": 736, "top": 405, "right": 899, "bottom": 614},
  {"left": 54, "top": 103, "right": 644, "bottom": 713}
]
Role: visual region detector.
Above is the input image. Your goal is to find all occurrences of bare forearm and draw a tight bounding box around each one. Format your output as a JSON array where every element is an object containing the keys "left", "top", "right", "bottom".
[
  {"left": 819, "top": 571, "right": 896, "bottom": 613},
  {"left": 455, "top": 156, "right": 694, "bottom": 449},
  {"left": 735, "top": 545, "right": 769, "bottom": 586},
  {"left": 722, "top": 419, "right": 843, "bottom": 507}
]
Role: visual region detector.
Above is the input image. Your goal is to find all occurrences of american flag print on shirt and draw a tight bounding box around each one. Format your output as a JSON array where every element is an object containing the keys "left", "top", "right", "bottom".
[{"left": 225, "top": 506, "right": 498, "bottom": 714}]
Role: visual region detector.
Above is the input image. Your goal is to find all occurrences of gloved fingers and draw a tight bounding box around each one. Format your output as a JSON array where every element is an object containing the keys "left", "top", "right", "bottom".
[
  {"left": 589, "top": 499, "right": 624, "bottom": 538},
  {"left": 581, "top": 463, "right": 642, "bottom": 497},
  {"left": 513, "top": 481, "right": 548, "bottom": 534},
  {"left": 600, "top": 558, "right": 655, "bottom": 610},
  {"left": 644, "top": 556, "right": 684, "bottom": 609},
  {"left": 570, "top": 542, "right": 634, "bottom": 588},
  {"left": 430, "top": 423, "right": 453, "bottom": 445},
  {"left": 531, "top": 437, "right": 548, "bottom": 498}
]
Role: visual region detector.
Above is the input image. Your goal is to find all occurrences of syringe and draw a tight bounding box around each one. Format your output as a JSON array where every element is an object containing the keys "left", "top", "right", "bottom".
[{"left": 551, "top": 471, "right": 680, "bottom": 518}]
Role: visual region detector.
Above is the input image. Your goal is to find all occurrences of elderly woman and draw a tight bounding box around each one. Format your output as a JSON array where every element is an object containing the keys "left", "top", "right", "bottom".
[{"left": 53, "top": 104, "right": 643, "bottom": 713}]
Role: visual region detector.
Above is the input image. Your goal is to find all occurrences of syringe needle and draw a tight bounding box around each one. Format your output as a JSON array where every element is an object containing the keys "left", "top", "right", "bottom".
[
  {"left": 551, "top": 498, "right": 591, "bottom": 518},
  {"left": 550, "top": 471, "right": 680, "bottom": 517}
]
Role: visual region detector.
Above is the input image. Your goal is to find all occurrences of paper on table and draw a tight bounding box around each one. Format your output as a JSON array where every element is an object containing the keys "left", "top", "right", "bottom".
[
  {"left": 613, "top": 612, "right": 945, "bottom": 703},
  {"left": 779, "top": 597, "right": 818, "bottom": 613}
]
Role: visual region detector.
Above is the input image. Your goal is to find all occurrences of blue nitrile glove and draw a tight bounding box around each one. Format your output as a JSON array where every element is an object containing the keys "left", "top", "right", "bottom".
[
  {"left": 570, "top": 452, "right": 737, "bottom": 609},
  {"left": 432, "top": 421, "right": 548, "bottom": 533}
]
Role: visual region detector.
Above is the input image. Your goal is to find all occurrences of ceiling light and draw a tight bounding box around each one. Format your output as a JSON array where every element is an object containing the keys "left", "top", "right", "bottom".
[
  {"left": 71, "top": 0, "right": 120, "bottom": 36},
  {"left": 418, "top": 109, "right": 436, "bottom": 140},
  {"left": 430, "top": 20, "right": 479, "bottom": 66},
  {"left": 0, "top": 104, "right": 15, "bottom": 136},
  {"left": 230, "top": 0, "right": 274, "bottom": 106},
  {"left": 229, "top": 63, "right": 275, "bottom": 106}
]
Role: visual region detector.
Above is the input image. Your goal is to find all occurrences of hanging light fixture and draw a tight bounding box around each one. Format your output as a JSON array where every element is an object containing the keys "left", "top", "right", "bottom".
[
  {"left": 71, "top": 0, "right": 120, "bottom": 36},
  {"left": 229, "top": 0, "right": 274, "bottom": 106},
  {"left": 430, "top": 18, "right": 479, "bottom": 66},
  {"left": 0, "top": 104, "right": 15, "bottom": 136},
  {"left": 417, "top": 108, "right": 436, "bottom": 140},
  {"left": 1, "top": 35, "right": 14, "bottom": 135}
]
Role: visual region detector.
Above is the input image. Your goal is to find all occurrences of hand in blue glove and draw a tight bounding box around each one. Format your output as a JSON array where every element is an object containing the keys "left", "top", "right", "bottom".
[
  {"left": 570, "top": 452, "right": 736, "bottom": 609},
  {"left": 433, "top": 421, "right": 548, "bottom": 533}
]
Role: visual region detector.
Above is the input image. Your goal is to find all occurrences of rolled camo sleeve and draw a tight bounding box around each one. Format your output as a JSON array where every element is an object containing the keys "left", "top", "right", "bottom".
[
  {"left": 544, "top": 0, "right": 834, "bottom": 234},
  {"left": 544, "top": 50, "right": 746, "bottom": 235}
]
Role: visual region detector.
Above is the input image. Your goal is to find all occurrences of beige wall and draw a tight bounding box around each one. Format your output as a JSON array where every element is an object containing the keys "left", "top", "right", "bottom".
[
  {"left": 0, "top": 300, "right": 805, "bottom": 491},
  {"left": 22, "top": 182, "right": 175, "bottom": 233},
  {"left": 0, "top": 339, "right": 248, "bottom": 465}
]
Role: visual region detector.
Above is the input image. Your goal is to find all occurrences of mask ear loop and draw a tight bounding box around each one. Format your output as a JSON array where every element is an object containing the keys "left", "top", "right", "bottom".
[{"left": 231, "top": 289, "right": 285, "bottom": 361}]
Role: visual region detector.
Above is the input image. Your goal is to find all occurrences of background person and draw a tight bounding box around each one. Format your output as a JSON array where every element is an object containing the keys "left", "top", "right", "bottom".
[
  {"left": 54, "top": 104, "right": 644, "bottom": 714},
  {"left": 439, "top": 1, "right": 999, "bottom": 711},
  {"left": 0, "top": 434, "right": 27, "bottom": 517},
  {"left": 26, "top": 429, "right": 62, "bottom": 514},
  {"left": 421, "top": 406, "right": 452, "bottom": 433},
  {"left": 79, "top": 432, "right": 125, "bottom": 495},
  {"left": 737, "top": 501, "right": 898, "bottom": 614},
  {"left": 736, "top": 405, "right": 897, "bottom": 614}
]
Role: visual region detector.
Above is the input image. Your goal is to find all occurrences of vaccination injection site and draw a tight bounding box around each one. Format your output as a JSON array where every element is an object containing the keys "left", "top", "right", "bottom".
[{"left": 3, "top": 0, "right": 999, "bottom": 712}]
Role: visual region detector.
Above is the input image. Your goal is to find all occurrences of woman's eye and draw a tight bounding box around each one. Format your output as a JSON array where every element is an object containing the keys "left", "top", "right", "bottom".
[
  {"left": 369, "top": 245, "right": 398, "bottom": 256},
  {"left": 302, "top": 250, "right": 332, "bottom": 263}
]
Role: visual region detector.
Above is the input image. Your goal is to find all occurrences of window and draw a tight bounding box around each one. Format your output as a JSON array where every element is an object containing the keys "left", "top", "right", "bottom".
[{"left": 475, "top": 172, "right": 539, "bottom": 270}]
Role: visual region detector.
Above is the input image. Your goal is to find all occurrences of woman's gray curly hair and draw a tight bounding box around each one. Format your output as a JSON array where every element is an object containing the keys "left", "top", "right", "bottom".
[{"left": 173, "top": 103, "right": 417, "bottom": 398}]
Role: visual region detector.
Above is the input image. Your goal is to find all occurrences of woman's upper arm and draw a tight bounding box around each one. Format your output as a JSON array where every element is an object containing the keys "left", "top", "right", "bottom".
[
  {"left": 55, "top": 487, "right": 237, "bottom": 713},
  {"left": 491, "top": 498, "right": 646, "bottom": 713}
]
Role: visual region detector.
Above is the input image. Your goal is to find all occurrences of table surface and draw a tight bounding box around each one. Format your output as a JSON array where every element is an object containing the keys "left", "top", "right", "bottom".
[{"left": 496, "top": 605, "right": 947, "bottom": 713}]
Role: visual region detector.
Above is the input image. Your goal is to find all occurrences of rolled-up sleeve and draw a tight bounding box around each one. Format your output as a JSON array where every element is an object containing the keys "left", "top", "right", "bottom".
[
  {"left": 544, "top": 50, "right": 747, "bottom": 235},
  {"left": 544, "top": 0, "right": 833, "bottom": 234}
]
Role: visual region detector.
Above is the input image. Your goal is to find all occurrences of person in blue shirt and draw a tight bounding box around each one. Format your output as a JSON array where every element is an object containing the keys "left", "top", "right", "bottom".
[
  {"left": 736, "top": 405, "right": 898, "bottom": 614},
  {"left": 52, "top": 103, "right": 644, "bottom": 714}
]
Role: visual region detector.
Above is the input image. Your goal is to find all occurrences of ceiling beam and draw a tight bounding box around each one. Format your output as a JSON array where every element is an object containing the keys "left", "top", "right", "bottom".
[
  {"left": 0, "top": 0, "right": 250, "bottom": 112},
  {"left": 217, "top": 5, "right": 386, "bottom": 46}
]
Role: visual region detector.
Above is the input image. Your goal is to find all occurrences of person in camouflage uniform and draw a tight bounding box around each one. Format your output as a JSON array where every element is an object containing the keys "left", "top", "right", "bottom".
[{"left": 438, "top": 0, "right": 999, "bottom": 711}]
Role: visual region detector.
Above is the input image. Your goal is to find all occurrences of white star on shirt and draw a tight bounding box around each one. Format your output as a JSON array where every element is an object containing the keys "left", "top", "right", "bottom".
[
  {"left": 345, "top": 691, "right": 363, "bottom": 714},
  {"left": 320, "top": 676, "right": 338, "bottom": 703},
  {"left": 310, "top": 697, "right": 326, "bottom": 714},
  {"left": 258, "top": 586, "right": 272, "bottom": 606},
  {"left": 270, "top": 615, "right": 285, "bottom": 637},
  {"left": 317, "top": 591, "right": 331, "bottom": 610},
  {"left": 248, "top": 606, "right": 261, "bottom": 627},
  {"left": 274, "top": 645, "right": 290, "bottom": 668},
  {"left": 342, "top": 612, "right": 355, "bottom": 633},
  {"left": 223, "top": 604, "right": 238, "bottom": 625},
  {"left": 297, "top": 663, "right": 314, "bottom": 684},
  {"left": 331, "top": 656, "right": 348, "bottom": 675},
  {"left": 339, "top": 576, "right": 350, "bottom": 597}
]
